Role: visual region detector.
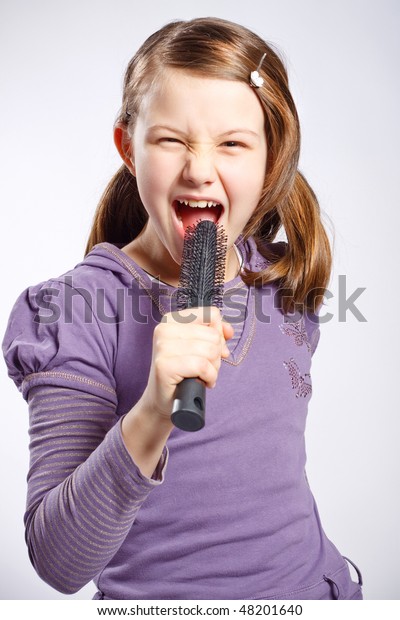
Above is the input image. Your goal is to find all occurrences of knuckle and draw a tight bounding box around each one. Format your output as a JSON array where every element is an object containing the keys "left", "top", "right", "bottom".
[
  {"left": 153, "top": 356, "right": 165, "bottom": 376},
  {"left": 211, "top": 327, "right": 222, "bottom": 342},
  {"left": 153, "top": 323, "right": 166, "bottom": 341},
  {"left": 155, "top": 339, "right": 168, "bottom": 357},
  {"left": 210, "top": 305, "right": 221, "bottom": 319},
  {"left": 210, "top": 342, "right": 221, "bottom": 360},
  {"left": 152, "top": 333, "right": 164, "bottom": 353},
  {"left": 198, "top": 357, "right": 209, "bottom": 374}
]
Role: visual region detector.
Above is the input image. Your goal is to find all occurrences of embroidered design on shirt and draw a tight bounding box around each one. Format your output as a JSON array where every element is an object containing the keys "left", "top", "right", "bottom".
[
  {"left": 283, "top": 358, "right": 312, "bottom": 398},
  {"left": 279, "top": 316, "right": 311, "bottom": 352}
]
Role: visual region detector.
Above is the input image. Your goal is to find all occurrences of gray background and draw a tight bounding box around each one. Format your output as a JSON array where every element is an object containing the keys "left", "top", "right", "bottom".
[{"left": 1, "top": 0, "right": 399, "bottom": 600}]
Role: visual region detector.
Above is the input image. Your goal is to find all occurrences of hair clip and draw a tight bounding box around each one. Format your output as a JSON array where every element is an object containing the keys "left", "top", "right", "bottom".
[{"left": 250, "top": 52, "right": 266, "bottom": 88}]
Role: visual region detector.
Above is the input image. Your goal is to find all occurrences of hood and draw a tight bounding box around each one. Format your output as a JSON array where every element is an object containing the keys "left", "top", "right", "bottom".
[{"left": 74, "top": 243, "right": 141, "bottom": 283}]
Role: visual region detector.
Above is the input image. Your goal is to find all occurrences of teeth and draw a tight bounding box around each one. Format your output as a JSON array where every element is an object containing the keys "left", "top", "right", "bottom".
[{"left": 179, "top": 199, "right": 219, "bottom": 208}]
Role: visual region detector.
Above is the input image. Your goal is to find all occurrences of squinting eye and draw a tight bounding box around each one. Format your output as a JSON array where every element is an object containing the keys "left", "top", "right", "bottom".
[
  {"left": 222, "top": 141, "right": 243, "bottom": 148},
  {"left": 160, "top": 137, "right": 182, "bottom": 143}
]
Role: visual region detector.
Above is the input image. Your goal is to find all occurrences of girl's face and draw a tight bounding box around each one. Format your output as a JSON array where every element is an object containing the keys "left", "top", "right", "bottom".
[{"left": 125, "top": 68, "right": 267, "bottom": 281}]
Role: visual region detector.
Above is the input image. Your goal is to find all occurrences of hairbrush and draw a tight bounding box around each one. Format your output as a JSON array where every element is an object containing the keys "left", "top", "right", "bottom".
[{"left": 171, "top": 219, "right": 227, "bottom": 432}]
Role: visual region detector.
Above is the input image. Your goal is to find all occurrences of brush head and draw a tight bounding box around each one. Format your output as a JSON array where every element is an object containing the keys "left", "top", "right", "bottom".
[{"left": 177, "top": 220, "right": 228, "bottom": 310}]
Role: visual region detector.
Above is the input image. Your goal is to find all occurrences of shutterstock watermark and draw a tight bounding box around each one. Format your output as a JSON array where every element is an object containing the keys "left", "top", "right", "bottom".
[
  {"left": 33, "top": 275, "right": 367, "bottom": 326},
  {"left": 317, "top": 275, "right": 367, "bottom": 323}
]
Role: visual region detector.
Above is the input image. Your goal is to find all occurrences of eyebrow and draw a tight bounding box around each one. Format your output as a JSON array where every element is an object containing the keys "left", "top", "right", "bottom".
[
  {"left": 147, "top": 125, "right": 260, "bottom": 138},
  {"left": 219, "top": 129, "right": 260, "bottom": 138}
]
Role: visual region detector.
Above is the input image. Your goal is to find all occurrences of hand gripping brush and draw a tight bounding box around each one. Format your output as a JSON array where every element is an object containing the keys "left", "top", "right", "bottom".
[{"left": 171, "top": 219, "right": 227, "bottom": 432}]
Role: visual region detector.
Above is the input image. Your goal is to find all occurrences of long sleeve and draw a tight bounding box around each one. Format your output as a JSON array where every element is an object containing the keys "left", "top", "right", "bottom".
[
  {"left": 25, "top": 384, "right": 167, "bottom": 594},
  {"left": 1, "top": 276, "right": 168, "bottom": 594}
]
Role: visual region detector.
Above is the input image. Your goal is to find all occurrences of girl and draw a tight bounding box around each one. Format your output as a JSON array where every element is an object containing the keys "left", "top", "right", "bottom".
[{"left": 2, "top": 17, "right": 363, "bottom": 600}]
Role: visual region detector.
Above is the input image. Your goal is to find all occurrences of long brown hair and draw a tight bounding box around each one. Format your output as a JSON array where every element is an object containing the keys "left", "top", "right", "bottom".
[{"left": 86, "top": 17, "right": 332, "bottom": 314}]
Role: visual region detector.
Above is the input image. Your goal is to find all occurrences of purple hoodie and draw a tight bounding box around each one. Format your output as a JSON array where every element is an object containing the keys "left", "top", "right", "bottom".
[{"left": 2, "top": 237, "right": 363, "bottom": 600}]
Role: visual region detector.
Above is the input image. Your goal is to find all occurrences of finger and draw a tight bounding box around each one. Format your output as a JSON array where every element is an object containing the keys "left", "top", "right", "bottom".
[
  {"left": 222, "top": 319, "right": 235, "bottom": 341},
  {"left": 155, "top": 322, "right": 229, "bottom": 361},
  {"left": 155, "top": 355, "right": 219, "bottom": 389},
  {"left": 163, "top": 305, "right": 223, "bottom": 327},
  {"left": 154, "top": 322, "right": 222, "bottom": 346},
  {"left": 154, "top": 339, "right": 223, "bottom": 370},
  {"left": 220, "top": 322, "right": 233, "bottom": 357},
  {"left": 159, "top": 308, "right": 229, "bottom": 358},
  {"left": 176, "top": 307, "right": 228, "bottom": 353}
]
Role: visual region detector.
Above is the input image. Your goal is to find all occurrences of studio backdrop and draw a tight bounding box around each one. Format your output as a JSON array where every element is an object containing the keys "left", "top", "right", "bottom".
[{"left": 1, "top": 0, "right": 399, "bottom": 600}]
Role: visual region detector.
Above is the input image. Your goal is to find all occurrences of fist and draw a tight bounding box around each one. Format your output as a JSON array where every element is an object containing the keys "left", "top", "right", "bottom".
[{"left": 142, "top": 306, "right": 234, "bottom": 420}]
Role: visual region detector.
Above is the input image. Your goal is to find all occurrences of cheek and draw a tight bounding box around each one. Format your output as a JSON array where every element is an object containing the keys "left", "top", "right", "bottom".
[
  {"left": 222, "top": 158, "right": 265, "bottom": 201},
  {"left": 246, "top": 158, "right": 267, "bottom": 202},
  {"left": 135, "top": 154, "right": 172, "bottom": 204},
  {"left": 139, "top": 151, "right": 182, "bottom": 186}
]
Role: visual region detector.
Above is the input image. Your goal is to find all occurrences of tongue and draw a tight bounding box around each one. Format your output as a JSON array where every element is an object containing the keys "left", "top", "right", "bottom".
[{"left": 179, "top": 204, "right": 219, "bottom": 230}]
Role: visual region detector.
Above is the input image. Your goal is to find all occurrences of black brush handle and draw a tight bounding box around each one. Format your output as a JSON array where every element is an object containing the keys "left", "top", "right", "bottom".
[
  {"left": 171, "top": 377, "right": 206, "bottom": 432},
  {"left": 170, "top": 220, "right": 226, "bottom": 433}
]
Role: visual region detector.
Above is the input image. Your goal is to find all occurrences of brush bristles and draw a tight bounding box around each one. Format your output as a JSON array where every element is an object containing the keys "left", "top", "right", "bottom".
[{"left": 177, "top": 220, "right": 227, "bottom": 310}]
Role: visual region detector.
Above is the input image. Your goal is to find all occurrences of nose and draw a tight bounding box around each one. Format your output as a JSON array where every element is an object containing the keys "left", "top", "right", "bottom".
[{"left": 182, "top": 148, "right": 217, "bottom": 186}]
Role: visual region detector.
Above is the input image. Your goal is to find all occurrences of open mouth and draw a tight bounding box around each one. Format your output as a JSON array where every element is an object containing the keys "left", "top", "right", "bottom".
[{"left": 174, "top": 199, "right": 223, "bottom": 230}]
